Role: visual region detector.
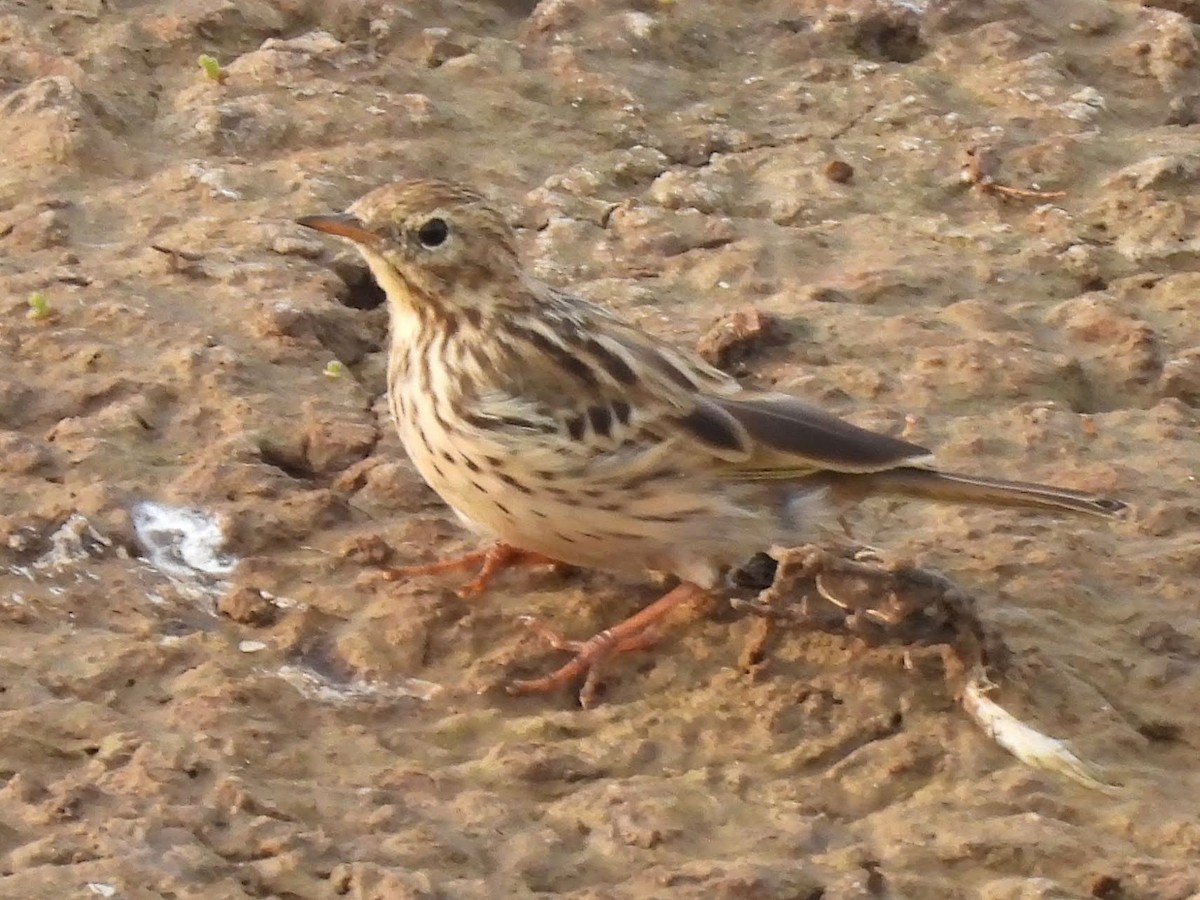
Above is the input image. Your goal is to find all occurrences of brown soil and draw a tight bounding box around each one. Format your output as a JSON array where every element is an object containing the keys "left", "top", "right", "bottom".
[{"left": 2, "top": 1, "right": 1199, "bottom": 897}]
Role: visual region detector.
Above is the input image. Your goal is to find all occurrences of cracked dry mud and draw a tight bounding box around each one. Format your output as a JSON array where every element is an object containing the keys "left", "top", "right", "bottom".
[{"left": 2, "top": 1, "right": 1200, "bottom": 898}]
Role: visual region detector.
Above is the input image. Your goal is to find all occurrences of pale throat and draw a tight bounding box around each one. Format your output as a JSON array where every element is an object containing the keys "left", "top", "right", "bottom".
[{"left": 358, "top": 246, "right": 422, "bottom": 344}]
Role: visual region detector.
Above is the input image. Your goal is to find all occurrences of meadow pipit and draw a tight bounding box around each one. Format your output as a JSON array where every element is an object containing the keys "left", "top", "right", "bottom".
[{"left": 298, "top": 179, "right": 1125, "bottom": 707}]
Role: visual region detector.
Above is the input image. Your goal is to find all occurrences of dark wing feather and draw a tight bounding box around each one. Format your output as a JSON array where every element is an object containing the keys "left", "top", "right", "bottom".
[
  {"left": 507, "top": 284, "right": 926, "bottom": 473},
  {"left": 713, "top": 393, "right": 935, "bottom": 474},
  {"left": 674, "top": 396, "right": 752, "bottom": 461}
]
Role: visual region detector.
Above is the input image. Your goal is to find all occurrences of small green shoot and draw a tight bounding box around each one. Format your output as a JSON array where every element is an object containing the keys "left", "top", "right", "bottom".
[
  {"left": 26, "top": 292, "right": 52, "bottom": 321},
  {"left": 324, "top": 360, "right": 347, "bottom": 379},
  {"left": 198, "top": 54, "right": 228, "bottom": 85}
]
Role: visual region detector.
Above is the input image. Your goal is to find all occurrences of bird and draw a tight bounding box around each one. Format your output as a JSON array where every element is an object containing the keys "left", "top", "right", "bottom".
[{"left": 297, "top": 178, "right": 1126, "bottom": 707}]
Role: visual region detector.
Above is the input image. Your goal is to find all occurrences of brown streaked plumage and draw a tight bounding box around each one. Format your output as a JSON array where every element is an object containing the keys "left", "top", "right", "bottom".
[{"left": 298, "top": 178, "right": 1126, "bottom": 707}]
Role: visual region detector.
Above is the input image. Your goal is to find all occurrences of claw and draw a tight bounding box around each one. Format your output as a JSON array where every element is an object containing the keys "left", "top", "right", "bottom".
[
  {"left": 507, "top": 582, "right": 703, "bottom": 708},
  {"left": 384, "top": 542, "right": 560, "bottom": 597}
]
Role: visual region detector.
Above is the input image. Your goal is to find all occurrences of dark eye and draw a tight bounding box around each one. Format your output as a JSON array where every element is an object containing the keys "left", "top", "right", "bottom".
[{"left": 416, "top": 217, "right": 449, "bottom": 248}]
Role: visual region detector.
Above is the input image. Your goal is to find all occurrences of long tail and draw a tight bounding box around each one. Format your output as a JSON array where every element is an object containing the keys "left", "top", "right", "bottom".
[{"left": 857, "top": 467, "right": 1127, "bottom": 518}]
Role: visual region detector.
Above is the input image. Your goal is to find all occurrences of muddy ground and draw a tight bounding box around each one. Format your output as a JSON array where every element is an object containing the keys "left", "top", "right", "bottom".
[{"left": 1, "top": 0, "right": 1199, "bottom": 897}]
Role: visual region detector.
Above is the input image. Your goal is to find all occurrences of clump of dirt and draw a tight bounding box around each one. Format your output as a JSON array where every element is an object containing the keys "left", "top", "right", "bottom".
[{"left": 696, "top": 305, "right": 789, "bottom": 371}]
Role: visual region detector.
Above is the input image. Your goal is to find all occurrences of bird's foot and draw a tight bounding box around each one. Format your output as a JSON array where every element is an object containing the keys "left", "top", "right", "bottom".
[
  {"left": 507, "top": 582, "right": 706, "bottom": 708},
  {"left": 384, "top": 542, "right": 561, "bottom": 597}
]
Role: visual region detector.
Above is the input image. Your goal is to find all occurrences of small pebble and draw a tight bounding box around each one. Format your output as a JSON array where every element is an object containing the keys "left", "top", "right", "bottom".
[{"left": 824, "top": 159, "right": 854, "bottom": 183}]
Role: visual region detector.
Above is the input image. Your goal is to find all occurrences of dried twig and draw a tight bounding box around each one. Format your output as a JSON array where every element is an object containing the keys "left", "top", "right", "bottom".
[
  {"left": 735, "top": 544, "right": 1121, "bottom": 793},
  {"left": 961, "top": 144, "right": 1067, "bottom": 201},
  {"left": 151, "top": 244, "right": 206, "bottom": 275}
]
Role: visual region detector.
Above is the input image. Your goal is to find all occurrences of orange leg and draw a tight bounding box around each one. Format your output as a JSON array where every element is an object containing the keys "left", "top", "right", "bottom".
[
  {"left": 384, "top": 542, "right": 560, "bottom": 597},
  {"left": 507, "top": 582, "right": 706, "bottom": 708}
]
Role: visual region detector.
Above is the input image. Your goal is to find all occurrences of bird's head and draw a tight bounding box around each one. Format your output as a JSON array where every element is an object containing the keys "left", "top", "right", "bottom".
[{"left": 298, "top": 179, "right": 522, "bottom": 317}]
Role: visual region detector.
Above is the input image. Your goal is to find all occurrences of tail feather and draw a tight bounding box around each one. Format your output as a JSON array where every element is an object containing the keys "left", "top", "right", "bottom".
[{"left": 859, "top": 467, "right": 1127, "bottom": 518}]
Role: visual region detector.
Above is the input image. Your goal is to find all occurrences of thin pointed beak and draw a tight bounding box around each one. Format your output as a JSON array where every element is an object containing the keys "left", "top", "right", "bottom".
[{"left": 296, "top": 212, "right": 377, "bottom": 245}]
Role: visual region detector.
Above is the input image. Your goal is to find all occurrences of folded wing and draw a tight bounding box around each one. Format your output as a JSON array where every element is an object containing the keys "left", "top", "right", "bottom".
[{"left": 711, "top": 393, "right": 935, "bottom": 476}]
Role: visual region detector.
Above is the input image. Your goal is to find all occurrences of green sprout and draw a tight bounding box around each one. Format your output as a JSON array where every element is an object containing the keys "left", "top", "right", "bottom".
[
  {"left": 26, "top": 292, "right": 52, "bottom": 321},
  {"left": 198, "top": 54, "right": 228, "bottom": 84},
  {"left": 323, "top": 360, "right": 347, "bottom": 378}
]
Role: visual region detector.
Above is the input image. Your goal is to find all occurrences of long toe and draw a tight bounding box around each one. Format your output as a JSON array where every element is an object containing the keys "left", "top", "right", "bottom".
[
  {"left": 383, "top": 542, "right": 562, "bottom": 597},
  {"left": 505, "top": 582, "right": 706, "bottom": 706},
  {"left": 384, "top": 547, "right": 491, "bottom": 581},
  {"left": 456, "top": 545, "right": 561, "bottom": 597}
]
